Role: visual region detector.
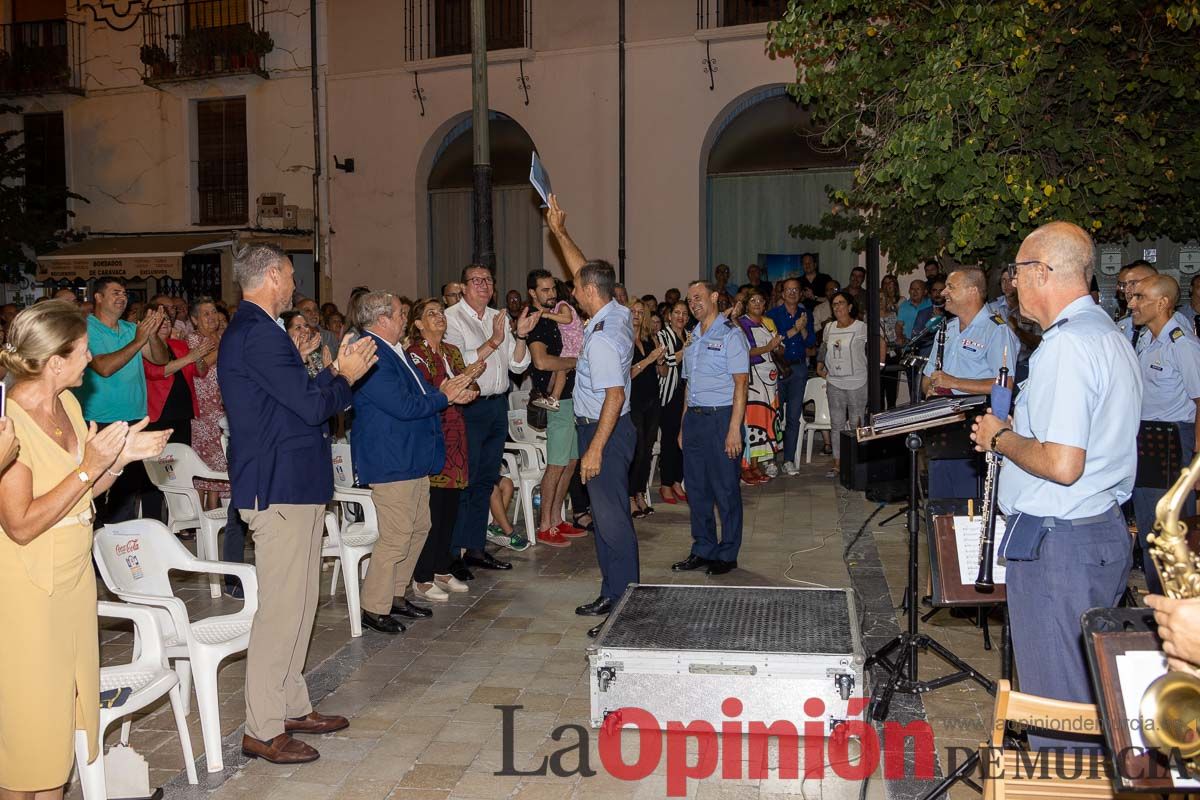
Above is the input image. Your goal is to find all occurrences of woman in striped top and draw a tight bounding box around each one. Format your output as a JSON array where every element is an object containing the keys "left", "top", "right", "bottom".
[{"left": 655, "top": 301, "right": 689, "bottom": 504}]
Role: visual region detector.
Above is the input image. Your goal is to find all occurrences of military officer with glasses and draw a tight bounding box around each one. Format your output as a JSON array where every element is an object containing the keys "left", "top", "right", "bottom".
[{"left": 972, "top": 222, "right": 1141, "bottom": 752}]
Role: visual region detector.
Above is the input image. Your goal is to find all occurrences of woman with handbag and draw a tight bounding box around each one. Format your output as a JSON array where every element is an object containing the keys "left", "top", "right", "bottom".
[{"left": 738, "top": 290, "right": 784, "bottom": 483}]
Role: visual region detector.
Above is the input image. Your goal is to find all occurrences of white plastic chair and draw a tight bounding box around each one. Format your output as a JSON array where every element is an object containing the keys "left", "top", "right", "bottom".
[
  {"left": 508, "top": 387, "right": 530, "bottom": 412},
  {"left": 93, "top": 520, "right": 257, "bottom": 774},
  {"left": 645, "top": 435, "right": 661, "bottom": 508},
  {"left": 75, "top": 602, "right": 198, "bottom": 799},
  {"left": 504, "top": 441, "right": 546, "bottom": 543},
  {"left": 323, "top": 500, "right": 378, "bottom": 638},
  {"left": 144, "top": 444, "right": 230, "bottom": 598},
  {"left": 796, "top": 377, "right": 832, "bottom": 464},
  {"left": 328, "top": 445, "right": 379, "bottom": 636}
]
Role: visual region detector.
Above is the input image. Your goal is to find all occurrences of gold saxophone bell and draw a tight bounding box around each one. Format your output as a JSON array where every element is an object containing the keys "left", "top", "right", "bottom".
[
  {"left": 1141, "top": 451, "right": 1200, "bottom": 774},
  {"left": 1140, "top": 671, "right": 1200, "bottom": 763}
]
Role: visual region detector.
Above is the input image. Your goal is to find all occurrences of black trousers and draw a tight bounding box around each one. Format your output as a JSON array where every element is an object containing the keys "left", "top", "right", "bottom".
[
  {"left": 657, "top": 387, "right": 685, "bottom": 486},
  {"left": 628, "top": 401, "right": 662, "bottom": 496},
  {"left": 94, "top": 419, "right": 159, "bottom": 527},
  {"left": 415, "top": 486, "right": 460, "bottom": 583},
  {"left": 568, "top": 462, "right": 590, "bottom": 518}
]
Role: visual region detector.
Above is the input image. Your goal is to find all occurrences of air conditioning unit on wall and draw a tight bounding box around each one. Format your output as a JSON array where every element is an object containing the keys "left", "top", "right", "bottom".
[{"left": 257, "top": 192, "right": 286, "bottom": 228}]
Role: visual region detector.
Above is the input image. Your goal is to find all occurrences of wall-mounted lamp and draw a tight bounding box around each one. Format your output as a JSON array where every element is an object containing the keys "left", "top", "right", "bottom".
[{"left": 334, "top": 156, "right": 355, "bottom": 173}]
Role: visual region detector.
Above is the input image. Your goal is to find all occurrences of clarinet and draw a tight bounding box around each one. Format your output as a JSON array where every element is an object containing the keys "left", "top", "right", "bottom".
[
  {"left": 932, "top": 317, "right": 951, "bottom": 396},
  {"left": 975, "top": 351, "right": 1012, "bottom": 592}
]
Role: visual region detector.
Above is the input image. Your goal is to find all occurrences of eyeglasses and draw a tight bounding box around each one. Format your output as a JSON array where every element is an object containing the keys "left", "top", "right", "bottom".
[
  {"left": 466, "top": 276, "right": 494, "bottom": 287},
  {"left": 1006, "top": 260, "right": 1053, "bottom": 280}
]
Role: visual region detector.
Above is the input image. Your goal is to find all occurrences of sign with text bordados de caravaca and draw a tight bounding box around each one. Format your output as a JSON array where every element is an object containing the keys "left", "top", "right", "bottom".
[{"left": 36, "top": 255, "right": 182, "bottom": 281}]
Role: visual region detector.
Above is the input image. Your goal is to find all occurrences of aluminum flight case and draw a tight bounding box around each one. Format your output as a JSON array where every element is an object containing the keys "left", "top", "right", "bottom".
[{"left": 587, "top": 585, "right": 867, "bottom": 733}]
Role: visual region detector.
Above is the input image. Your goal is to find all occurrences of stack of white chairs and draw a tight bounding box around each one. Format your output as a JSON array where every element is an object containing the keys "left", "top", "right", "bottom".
[
  {"left": 93, "top": 520, "right": 257, "bottom": 773},
  {"left": 143, "top": 444, "right": 230, "bottom": 598},
  {"left": 75, "top": 601, "right": 198, "bottom": 799}
]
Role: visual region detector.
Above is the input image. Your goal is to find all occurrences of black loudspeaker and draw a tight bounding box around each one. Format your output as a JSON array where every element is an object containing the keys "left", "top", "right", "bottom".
[{"left": 838, "top": 430, "right": 910, "bottom": 492}]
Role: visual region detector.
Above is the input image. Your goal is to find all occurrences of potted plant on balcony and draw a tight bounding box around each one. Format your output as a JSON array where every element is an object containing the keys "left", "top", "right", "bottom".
[
  {"left": 139, "top": 43, "right": 174, "bottom": 80},
  {"left": 248, "top": 28, "right": 273, "bottom": 71},
  {"left": 179, "top": 28, "right": 214, "bottom": 76}
]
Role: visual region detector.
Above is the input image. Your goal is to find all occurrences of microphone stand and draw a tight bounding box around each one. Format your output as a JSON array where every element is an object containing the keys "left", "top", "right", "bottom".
[{"left": 879, "top": 317, "right": 945, "bottom": 527}]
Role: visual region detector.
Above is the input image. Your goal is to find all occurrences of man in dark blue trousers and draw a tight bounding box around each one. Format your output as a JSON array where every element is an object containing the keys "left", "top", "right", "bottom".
[
  {"left": 674, "top": 280, "right": 750, "bottom": 576},
  {"left": 546, "top": 195, "right": 637, "bottom": 635}
]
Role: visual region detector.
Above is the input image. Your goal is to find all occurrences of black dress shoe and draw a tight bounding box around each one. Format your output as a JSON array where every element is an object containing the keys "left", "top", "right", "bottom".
[
  {"left": 449, "top": 559, "right": 475, "bottom": 582},
  {"left": 587, "top": 617, "right": 608, "bottom": 638},
  {"left": 390, "top": 598, "right": 433, "bottom": 619},
  {"left": 672, "top": 553, "right": 711, "bottom": 571},
  {"left": 361, "top": 611, "right": 406, "bottom": 634},
  {"left": 705, "top": 560, "right": 737, "bottom": 576},
  {"left": 463, "top": 550, "right": 512, "bottom": 570},
  {"left": 575, "top": 596, "right": 613, "bottom": 616}
]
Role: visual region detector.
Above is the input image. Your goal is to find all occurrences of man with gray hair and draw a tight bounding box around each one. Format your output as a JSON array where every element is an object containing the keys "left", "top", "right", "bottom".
[
  {"left": 219, "top": 243, "right": 378, "bottom": 764},
  {"left": 350, "top": 292, "right": 476, "bottom": 633},
  {"left": 972, "top": 221, "right": 1141, "bottom": 751}
]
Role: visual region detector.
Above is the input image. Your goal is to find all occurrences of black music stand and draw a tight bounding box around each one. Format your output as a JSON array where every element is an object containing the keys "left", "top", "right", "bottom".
[
  {"left": 857, "top": 401, "right": 996, "bottom": 723},
  {"left": 1137, "top": 421, "right": 1183, "bottom": 490}
]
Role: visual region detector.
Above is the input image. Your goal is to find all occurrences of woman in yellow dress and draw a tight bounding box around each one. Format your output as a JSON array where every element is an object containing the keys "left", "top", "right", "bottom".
[{"left": 0, "top": 301, "right": 170, "bottom": 799}]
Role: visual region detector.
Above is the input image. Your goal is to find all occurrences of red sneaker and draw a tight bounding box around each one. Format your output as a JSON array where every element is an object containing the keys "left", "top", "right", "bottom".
[
  {"left": 536, "top": 527, "right": 571, "bottom": 547},
  {"left": 554, "top": 522, "right": 588, "bottom": 538}
]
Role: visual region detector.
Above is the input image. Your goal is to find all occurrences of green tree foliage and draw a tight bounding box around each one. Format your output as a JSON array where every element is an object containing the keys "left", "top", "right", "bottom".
[
  {"left": 0, "top": 103, "right": 83, "bottom": 282},
  {"left": 767, "top": 0, "right": 1200, "bottom": 268}
]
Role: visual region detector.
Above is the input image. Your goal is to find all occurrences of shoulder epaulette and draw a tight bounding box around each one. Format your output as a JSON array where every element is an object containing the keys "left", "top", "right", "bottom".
[
  {"left": 990, "top": 314, "right": 1005, "bottom": 325},
  {"left": 1171, "top": 327, "right": 1185, "bottom": 342},
  {"left": 724, "top": 319, "right": 736, "bottom": 329},
  {"left": 594, "top": 320, "right": 605, "bottom": 332}
]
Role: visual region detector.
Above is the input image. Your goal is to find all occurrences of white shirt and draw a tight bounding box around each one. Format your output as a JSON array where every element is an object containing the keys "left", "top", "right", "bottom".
[
  {"left": 822, "top": 320, "right": 868, "bottom": 390},
  {"left": 443, "top": 300, "right": 530, "bottom": 397}
]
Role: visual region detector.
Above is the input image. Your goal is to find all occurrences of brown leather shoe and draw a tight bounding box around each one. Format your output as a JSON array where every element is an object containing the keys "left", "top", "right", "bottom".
[
  {"left": 241, "top": 733, "right": 319, "bottom": 764},
  {"left": 285, "top": 711, "right": 349, "bottom": 735}
]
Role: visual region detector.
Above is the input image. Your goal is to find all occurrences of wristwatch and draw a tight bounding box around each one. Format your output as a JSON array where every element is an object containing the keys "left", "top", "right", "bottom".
[
  {"left": 989, "top": 428, "right": 1011, "bottom": 453},
  {"left": 76, "top": 469, "right": 91, "bottom": 485}
]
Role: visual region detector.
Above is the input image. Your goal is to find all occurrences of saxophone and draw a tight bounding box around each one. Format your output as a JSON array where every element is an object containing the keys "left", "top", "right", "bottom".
[{"left": 1139, "top": 452, "right": 1200, "bottom": 771}]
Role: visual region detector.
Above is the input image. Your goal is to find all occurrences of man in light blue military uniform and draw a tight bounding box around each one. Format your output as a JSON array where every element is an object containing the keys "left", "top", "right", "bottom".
[
  {"left": 922, "top": 268, "right": 1020, "bottom": 499},
  {"left": 672, "top": 280, "right": 750, "bottom": 577},
  {"left": 1117, "top": 261, "right": 1196, "bottom": 345},
  {"left": 973, "top": 222, "right": 1142, "bottom": 751},
  {"left": 1128, "top": 274, "right": 1200, "bottom": 595},
  {"left": 545, "top": 196, "right": 638, "bottom": 628}
]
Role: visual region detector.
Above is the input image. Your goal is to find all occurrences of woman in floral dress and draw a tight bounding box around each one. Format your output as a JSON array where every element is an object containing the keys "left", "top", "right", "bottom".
[{"left": 186, "top": 297, "right": 228, "bottom": 508}]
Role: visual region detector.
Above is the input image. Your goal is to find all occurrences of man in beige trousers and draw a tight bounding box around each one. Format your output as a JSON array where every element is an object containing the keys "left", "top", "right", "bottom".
[
  {"left": 349, "top": 292, "right": 474, "bottom": 633},
  {"left": 219, "top": 244, "right": 377, "bottom": 764}
]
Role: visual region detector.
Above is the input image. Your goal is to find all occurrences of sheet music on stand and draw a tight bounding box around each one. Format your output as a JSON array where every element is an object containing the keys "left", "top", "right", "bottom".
[{"left": 857, "top": 395, "right": 987, "bottom": 441}]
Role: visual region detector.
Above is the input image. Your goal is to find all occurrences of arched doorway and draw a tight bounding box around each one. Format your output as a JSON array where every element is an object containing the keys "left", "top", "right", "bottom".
[
  {"left": 426, "top": 112, "right": 543, "bottom": 298},
  {"left": 702, "top": 86, "right": 856, "bottom": 288}
]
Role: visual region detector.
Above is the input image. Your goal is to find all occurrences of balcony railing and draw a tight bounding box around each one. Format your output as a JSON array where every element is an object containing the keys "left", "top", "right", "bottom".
[
  {"left": 697, "top": 0, "right": 789, "bottom": 29},
  {"left": 139, "top": 0, "right": 272, "bottom": 83},
  {"left": 405, "top": 0, "right": 531, "bottom": 62},
  {"left": 0, "top": 20, "right": 84, "bottom": 96}
]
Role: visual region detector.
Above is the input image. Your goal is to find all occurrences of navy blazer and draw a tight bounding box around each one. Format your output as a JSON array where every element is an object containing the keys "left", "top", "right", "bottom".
[
  {"left": 217, "top": 301, "right": 352, "bottom": 510},
  {"left": 350, "top": 332, "right": 449, "bottom": 485}
]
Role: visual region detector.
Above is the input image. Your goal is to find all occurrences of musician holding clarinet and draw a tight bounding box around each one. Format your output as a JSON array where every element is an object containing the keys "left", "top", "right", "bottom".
[
  {"left": 971, "top": 221, "right": 1141, "bottom": 752},
  {"left": 922, "top": 268, "right": 1020, "bottom": 499}
]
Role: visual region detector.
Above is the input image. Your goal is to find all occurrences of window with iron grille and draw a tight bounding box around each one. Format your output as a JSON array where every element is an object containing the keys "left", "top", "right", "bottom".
[
  {"left": 23, "top": 111, "right": 67, "bottom": 229},
  {"left": 195, "top": 97, "right": 247, "bottom": 226}
]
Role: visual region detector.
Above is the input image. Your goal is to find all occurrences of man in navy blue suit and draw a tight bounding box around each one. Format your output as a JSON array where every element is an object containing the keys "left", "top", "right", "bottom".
[{"left": 218, "top": 243, "right": 377, "bottom": 765}]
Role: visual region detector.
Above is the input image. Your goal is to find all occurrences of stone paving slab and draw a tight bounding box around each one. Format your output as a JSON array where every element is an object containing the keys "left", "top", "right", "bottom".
[{"left": 73, "top": 454, "right": 1056, "bottom": 799}]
